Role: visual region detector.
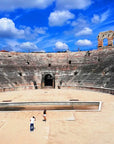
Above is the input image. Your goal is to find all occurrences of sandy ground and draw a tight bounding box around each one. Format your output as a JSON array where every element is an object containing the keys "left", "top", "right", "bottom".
[{"left": 0, "top": 88, "right": 114, "bottom": 144}]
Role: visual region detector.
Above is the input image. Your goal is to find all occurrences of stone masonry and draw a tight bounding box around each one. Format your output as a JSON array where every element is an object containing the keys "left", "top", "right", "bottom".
[
  {"left": 98, "top": 30, "right": 114, "bottom": 48},
  {"left": 0, "top": 48, "right": 114, "bottom": 90}
]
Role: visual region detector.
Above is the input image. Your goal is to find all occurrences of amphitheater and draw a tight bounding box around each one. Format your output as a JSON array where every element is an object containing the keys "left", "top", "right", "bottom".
[{"left": 0, "top": 30, "right": 114, "bottom": 144}]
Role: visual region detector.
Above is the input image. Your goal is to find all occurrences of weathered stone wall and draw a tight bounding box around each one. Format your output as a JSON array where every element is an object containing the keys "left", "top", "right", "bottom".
[
  {"left": 98, "top": 30, "right": 114, "bottom": 48},
  {"left": 0, "top": 48, "right": 114, "bottom": 91}
]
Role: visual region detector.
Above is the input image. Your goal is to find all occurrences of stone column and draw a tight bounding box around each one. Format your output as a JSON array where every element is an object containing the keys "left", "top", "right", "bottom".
[
  {"left": 52, "top": 79, "right": 55, "bottom": 88},
  {"left": 98, "top": 38, "right": 103, "bottom": 48},
  {"left": 108, "top": 37, "right": 113, "bottom": 46},
  {"left": 41, "top": 74, "right": 44, "bottom": 88}
]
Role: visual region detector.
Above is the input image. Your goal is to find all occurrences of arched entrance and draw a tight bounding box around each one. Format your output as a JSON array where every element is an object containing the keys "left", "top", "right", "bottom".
[
  {"left": 44, "top": 74, "right": 53, "bottom": 86},
  {"left": 41, "top": 73, "right": 55, "bottom": 88}
]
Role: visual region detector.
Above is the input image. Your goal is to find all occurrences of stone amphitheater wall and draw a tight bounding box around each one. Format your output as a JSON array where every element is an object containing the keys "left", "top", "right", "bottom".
[{"left": 0, "top": 47, "right": 114, "bottom": 94}]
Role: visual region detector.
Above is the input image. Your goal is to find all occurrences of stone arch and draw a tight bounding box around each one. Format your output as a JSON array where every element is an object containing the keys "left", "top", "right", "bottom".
[
  {"left": 97, "top": 30, "right": 114, "bottom": 48},
  {"left": 41, "top": 73, "right": 55, "bottom": 88}
]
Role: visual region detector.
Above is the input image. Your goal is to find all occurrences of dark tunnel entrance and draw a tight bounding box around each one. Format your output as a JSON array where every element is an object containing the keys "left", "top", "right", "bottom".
[
  {"left": 44, "top": 74, "right": 53, "bottom": 86},
  {"left": 42, "top": 73, "right": 55, "bottom": 88}
]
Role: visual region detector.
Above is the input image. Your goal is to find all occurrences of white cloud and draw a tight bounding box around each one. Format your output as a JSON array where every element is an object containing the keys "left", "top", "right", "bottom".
[
  {"left": 101, "top": 10, "right": 110, "bottom": 22},
  {"left": 6, "top": 40, "right": 19, "bottom": 47},
  {"left": 72, "top": 19, "right": 86, "bottom": 27},
  {"left": 18, "top": 42, "right": 38, "bottom": 50},
  {"left": 34, "top": 27, "right": 47, "bottom": 34},
  {"left": 0, "top": 0, "right": 54, "bottom": 11},
  {"left": 64, "top": 18, "right": 90, "bottom": 36},
  {"left": 11, "top": 42, "right": 40, "bottom": 52},
  {"left": 0, "top": 18, "right": 24, "bottom": 38},
  {"left": 91, "top": 14, "right": 100, "bottom": 23},
  {"left": 0, "top": 18, "right": 47, "bottom": 39},
  {"left": 23, "top": 26, "right": 47, "bottom": 40},
  {"left": 76, "top": 39, "right": 92, "bottom": 46},
  {"left": 75, "top": 27, "right": 92, "bottom": 36},
  {"left": 2, "top": 40, "right": 45, "bottom": 52},
  {"left": 49, "top": 10, "right": 75, "bottom": 26},
  {"left": 91, "top": 10, "right": 110, "bottom": 23},
  {"left": 56, "top": 0, "right": 92, "bottom": 10},
  {"left": 55, "top": 41, "right": 69, "bottom": 50}
]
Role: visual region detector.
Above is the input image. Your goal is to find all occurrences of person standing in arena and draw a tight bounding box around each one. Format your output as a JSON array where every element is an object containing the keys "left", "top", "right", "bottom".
[
  {"left": 30, "top": 116, "right": 36, "bottom": 131},
  {"left": 43, "top": 109, "right": 47, "bottom": 121}
]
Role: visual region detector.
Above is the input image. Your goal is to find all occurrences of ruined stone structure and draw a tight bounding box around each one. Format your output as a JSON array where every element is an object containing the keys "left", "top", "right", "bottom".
[
  {"left": 98, "top": 30, "right": 114, "bottom": 48},
  {"left": 0, "top": 48, "right": 114, "bottom": 91},
  {"left": 0, "top": 31, "right": 114, "bottom": 92}
]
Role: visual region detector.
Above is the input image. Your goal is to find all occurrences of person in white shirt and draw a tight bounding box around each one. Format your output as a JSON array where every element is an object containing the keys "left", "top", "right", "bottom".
[{"left": 30, "top": 116, "right": 36, "bottom": 131}]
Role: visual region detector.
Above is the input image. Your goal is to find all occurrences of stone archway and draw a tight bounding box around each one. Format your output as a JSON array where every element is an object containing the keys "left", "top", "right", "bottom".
[
  {"left": 41, "top": 73, "right": 55, "bottom": 88},
  {"left": 97, "top": 30, "right": 114, "bottom": 48},
  {"left": 44, "top": 74, "right": 53, "bottom": 86}
]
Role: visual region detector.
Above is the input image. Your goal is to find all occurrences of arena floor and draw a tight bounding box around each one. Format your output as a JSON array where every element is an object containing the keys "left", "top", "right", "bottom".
[{"left": 0, "top": 89, "right": 114, "bottom": 144}]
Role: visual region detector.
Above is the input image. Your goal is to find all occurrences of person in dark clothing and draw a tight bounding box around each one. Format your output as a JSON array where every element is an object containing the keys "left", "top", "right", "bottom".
[{"left": 43, "top": 109, "right": 47, "bottom": 121}]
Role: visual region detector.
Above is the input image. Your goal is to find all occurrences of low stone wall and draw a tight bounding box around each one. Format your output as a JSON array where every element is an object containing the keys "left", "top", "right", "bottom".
[
  {"left": 0, "top": 85, "right": 35, "bottom": 92},
  {"left": 0, "top": 85, "right": 113, "bottom": 95},
  {"left": 61, "top": 86, "right": 114, "bottom": 95}
]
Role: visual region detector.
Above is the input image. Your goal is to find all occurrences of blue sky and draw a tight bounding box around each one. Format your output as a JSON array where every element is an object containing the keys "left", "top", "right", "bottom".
[{"left": 0, "top": 0, "right": 114, "bottom": 52}]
